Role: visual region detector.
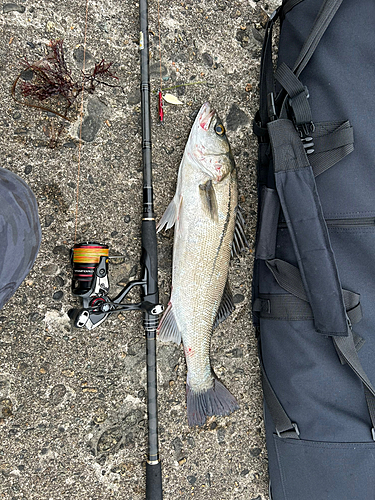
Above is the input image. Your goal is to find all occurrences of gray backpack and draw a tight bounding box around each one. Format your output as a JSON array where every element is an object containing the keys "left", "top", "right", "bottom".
[{"left": 252, "top": 1, "right": 375, "bottom": 498}]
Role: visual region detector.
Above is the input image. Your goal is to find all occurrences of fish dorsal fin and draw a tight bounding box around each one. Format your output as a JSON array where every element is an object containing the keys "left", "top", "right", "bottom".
[
  {"left": 213, "top": 280, "right": 235, "bottom": 330},
  {"left": 157, "top": 195, "right": 182, "bottom": 232},
  {"left": 199, "top": 179, "right": 218, "bottom": 222},
  {"left": 231, "top": 207, "right": 249, "bottom": 258},
  {"left": 157, "top": 301, "right": 182, "bottom": 344}
]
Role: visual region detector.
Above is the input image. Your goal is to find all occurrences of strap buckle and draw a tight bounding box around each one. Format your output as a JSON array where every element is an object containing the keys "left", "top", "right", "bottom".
[
  {"left": 276, "top": 422, "right": 300, "bottom": 439},
  {"left": 300, "top": 133, "right": 315, "bottom": 154},
  {"left": 253, "top": 298, "right": 271, "bottom": 315}
]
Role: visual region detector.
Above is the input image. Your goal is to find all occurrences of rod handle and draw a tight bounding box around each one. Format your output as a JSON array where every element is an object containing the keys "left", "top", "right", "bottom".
[
  {"left": 146, "top": 461, "right": 163, "bottom": 500},
  {"left": 141, "top": 218, "right": 158, "bottom": 299}
]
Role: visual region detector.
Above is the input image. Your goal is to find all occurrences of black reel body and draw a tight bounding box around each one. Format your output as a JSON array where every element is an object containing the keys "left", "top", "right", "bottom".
[
  {"left": 69, "top": 242, "right": 163, "bottom": 329},
  {"left": 71, "top": 242, "right": 109, "bottom": 296}
]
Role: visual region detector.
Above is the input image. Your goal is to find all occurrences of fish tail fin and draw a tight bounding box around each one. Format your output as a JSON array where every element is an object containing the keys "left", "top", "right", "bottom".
[
  {"left": 157, "top": 302, "right": 181, "bottom": 344},
  {"left": 186, "top": 379, "right": 239, "bottom": 427}
]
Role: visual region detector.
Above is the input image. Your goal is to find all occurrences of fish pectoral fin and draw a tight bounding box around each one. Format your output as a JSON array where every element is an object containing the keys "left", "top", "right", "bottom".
[
  {"left": 157, "top": 195, "right": 181, "bottom": 232},
  {"left": 231, "top": 206, "right": 250, "bottom": 258},
  {"left": 213, "top": 280, "right": 235, "bottom": 329},
  {"left": 199, "top": 179, "right": 218, "bottom": 222},
  {"left": 157, "top": 301, "right": 182, "bottom": 344}
]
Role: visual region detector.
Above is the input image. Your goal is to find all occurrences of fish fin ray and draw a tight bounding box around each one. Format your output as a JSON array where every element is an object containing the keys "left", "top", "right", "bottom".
[
  {"left": 157, "top": 302, "right": 181, "bottom": 344},
  {"left": 213, "top": 280, "right": 235, "bottom": 329},
  {"left": 231, "top": 206, "right": 249, "bottom": 258},
  {"left": 199, "top": 179, "right": 218, "bottom": 222},
  {"left": 175, "top": 195, "right": 183, "bottom": 235},
  {"left": 157, "top": 196, "right": 180, "bottom": 232},
  {"left": 186, "top": 379, "right": 239, "bottom": 427}
]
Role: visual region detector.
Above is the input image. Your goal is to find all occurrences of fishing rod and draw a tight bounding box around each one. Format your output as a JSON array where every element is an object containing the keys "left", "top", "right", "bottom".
[
  {"left": 139, "top": 0, "right": 164, "bottom": 496},
  {"left": 68, "top": 0, "right": 164, "bottom": 497}
]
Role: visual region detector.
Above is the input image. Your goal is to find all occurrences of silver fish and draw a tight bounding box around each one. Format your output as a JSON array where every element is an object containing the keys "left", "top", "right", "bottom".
[{"left": 157, "top": 102, "right": 247, "bottom": 427}]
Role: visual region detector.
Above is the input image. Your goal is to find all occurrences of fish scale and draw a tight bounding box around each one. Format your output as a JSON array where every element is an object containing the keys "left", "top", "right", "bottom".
[
  {"left": 157, "top": 102, "right": 247, "bottom": 426},
  {"left": 175, "top": 190, "right": 234, "bottom": 393}
]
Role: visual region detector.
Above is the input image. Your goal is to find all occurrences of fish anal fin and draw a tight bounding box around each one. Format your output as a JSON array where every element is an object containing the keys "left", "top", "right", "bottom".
[
  {"left": 213, "top": 280, "right": 235, "bottom": 329},
  {"left": 199, "top": 179, "right": 218, "bottom": 222},
  {"left": 186, "top": 379, "right": 239, "bottom": 427},
  {"left": 231, "top": 206, "right": 249, "bottom": 258},
  {"left": 157, "top": 302, "right": 181, "bottom": 344}
]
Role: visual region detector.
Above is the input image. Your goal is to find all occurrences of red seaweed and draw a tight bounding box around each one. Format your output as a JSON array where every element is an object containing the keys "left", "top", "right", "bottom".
[{"left": 13, "top": 39, "right": 119, "bottom": 120}]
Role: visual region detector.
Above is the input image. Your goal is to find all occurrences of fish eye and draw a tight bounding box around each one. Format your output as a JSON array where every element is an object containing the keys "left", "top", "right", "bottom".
[{"left": 215, "top": 123, "right": 225, "bottom": 136}]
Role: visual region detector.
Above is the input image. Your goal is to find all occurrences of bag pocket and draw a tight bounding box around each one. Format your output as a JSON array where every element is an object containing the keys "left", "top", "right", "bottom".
[
  {"left": 271, "top": 435, "right": 375, "bottom": 500},
  {"left": 255, "top": 186, "right": 280, "bottom": 261}
]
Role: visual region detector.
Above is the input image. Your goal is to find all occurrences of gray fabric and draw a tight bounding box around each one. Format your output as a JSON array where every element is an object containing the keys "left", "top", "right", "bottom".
[
  {"left": 255, "top": 187, "right": 280, "bottom": 260},
  {"left": 0, "top": 168, "right": 41, "bottom": 309},
  {"left": 270, "top": 431, "right": 375, "bottom": 500}
]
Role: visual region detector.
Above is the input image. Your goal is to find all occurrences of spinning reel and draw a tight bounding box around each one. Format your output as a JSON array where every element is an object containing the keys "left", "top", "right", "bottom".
[{"left": 69, "top": 242, "right": 163, "bottom": 330}]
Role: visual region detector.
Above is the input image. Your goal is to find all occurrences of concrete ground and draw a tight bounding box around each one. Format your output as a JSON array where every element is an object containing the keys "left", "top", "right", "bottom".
[{"left": 0, "top": 0, "right": 279, "bottom": 498}]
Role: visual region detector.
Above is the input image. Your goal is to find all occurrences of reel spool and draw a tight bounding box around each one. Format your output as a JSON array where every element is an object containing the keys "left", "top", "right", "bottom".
[{"left": 71, "top": 243, "right": 109, "bottom": 296}]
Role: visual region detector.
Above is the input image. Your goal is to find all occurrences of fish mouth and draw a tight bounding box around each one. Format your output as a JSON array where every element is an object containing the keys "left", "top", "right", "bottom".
[{"left": 198, "top": 102, "right": 216, "bottom": 131}]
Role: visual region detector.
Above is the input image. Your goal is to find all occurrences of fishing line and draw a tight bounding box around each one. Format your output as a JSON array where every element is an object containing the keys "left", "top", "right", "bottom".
[
  {"left": 74, "top": 0, "right": 90, "bottom": 244},
  {"left": 157, "top": 0, "right": 164, "bottom": 123},
  {"left": 157, "top": 0, "right": 162, "bottom": 90}
]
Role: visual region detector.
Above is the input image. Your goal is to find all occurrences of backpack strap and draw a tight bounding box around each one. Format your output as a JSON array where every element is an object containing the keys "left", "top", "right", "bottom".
[
  {"left": 261, "top": 359, "right": 300, "bottom": 439},
  {"left": 276, "top": 63, "right": 313, "bottom": 128},
  {"left": 262, "top": 259, "right": 363, "bottom": 332},
  {"left": 277, "top": 0, "right": 344, "bottom": 125},
  {"left": 280, "top": 0, "right": 305, "bottom": 20},
  {"left": 268, "top": 118, "right": 348, "bottom": 335},
  {"left": 292, "top": 0, "right": 344, "bottom": 77},
  {"left": 256, "top": 1, "right": 352, "bottom": 335},
  {"left": 254, "top": 0, "right": 353, "bottom": 170},
  {"left": 258, "top": 9, "right": 280, "bottom": 127},
  {"left": 254, "top": 290, "right": 363, "bottom": 328},
  {"left": 309, "top": 121, "right": 354, "bottom": 176}
]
